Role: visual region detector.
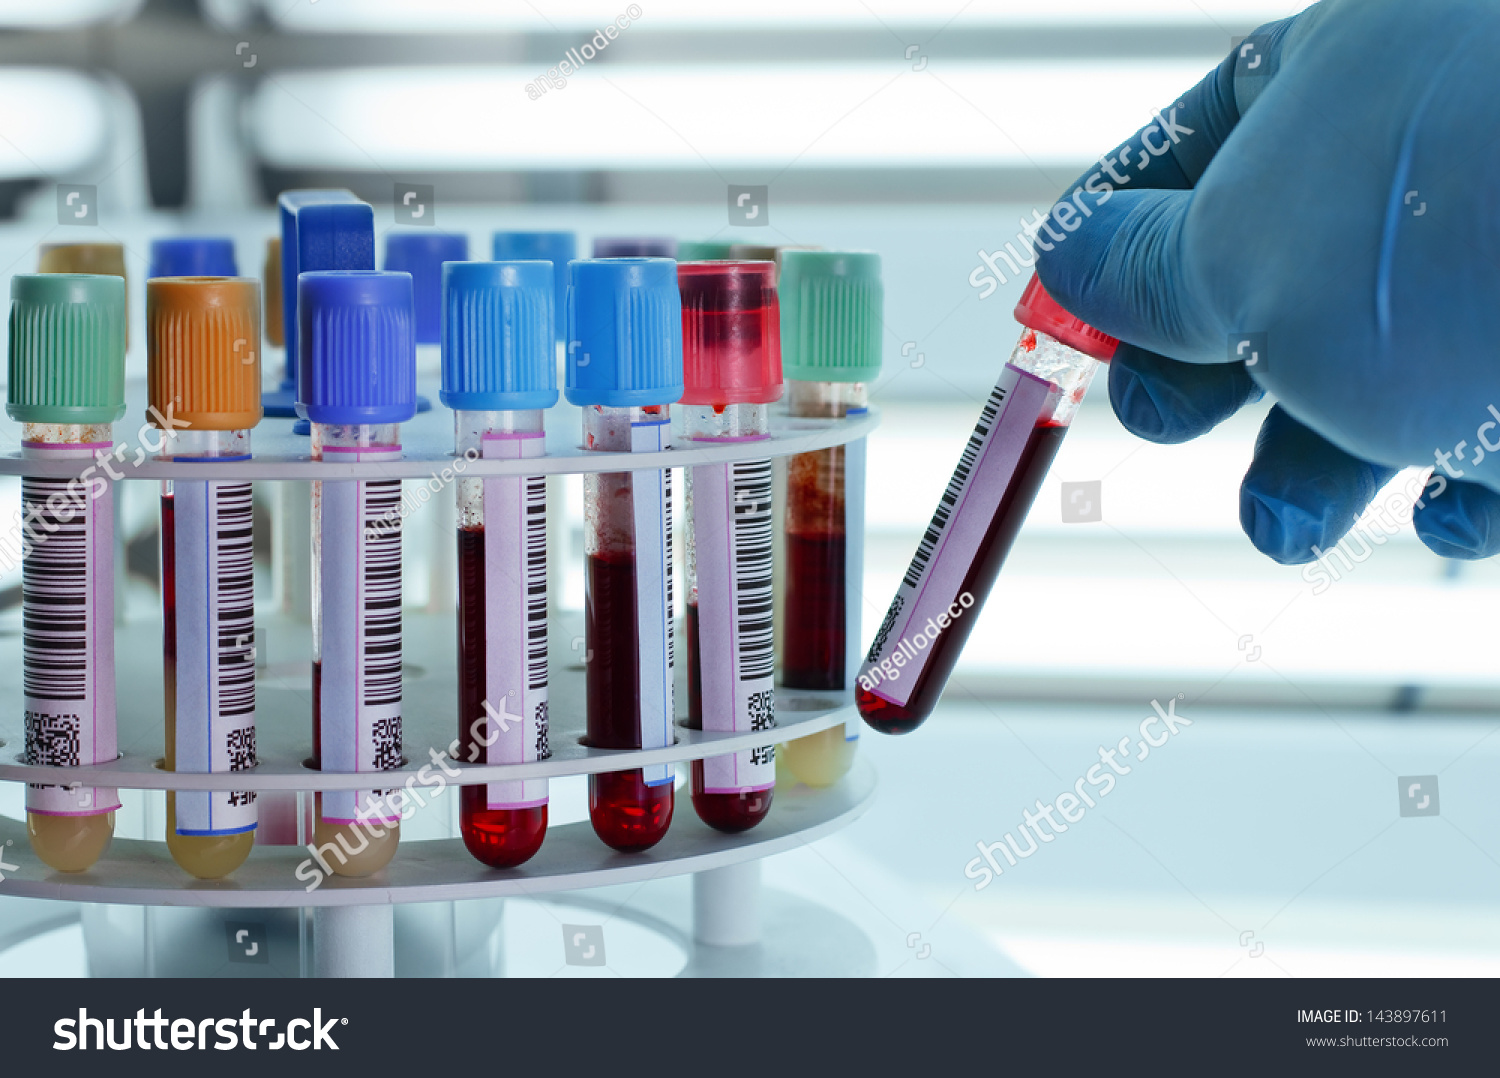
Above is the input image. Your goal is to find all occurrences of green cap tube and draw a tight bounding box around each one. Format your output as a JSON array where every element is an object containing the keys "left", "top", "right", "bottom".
[
  {"left": 778, "top": 250, "right": 882, "bottom": 384},
  {"left": 7, "top": 273, "right": 127, "bottom": 425}
]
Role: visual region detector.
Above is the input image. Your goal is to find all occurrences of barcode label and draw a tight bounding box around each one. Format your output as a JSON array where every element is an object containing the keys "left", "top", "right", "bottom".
[
  {"left": 320, "top": 445, "right": 404, "bottom": 825},
  {"left": 21, "top": 443, "right": 120, "bottom": 818},
  {"left": 480, "top": 431, "right": 549, "bottom": 810},
  {"left": 172, "top": 480, "right": 257, "bottom": 836},
  {"left": 690, "top": 456, "right": 775, "bottom": 794},
  {"left": 630, "top": 418, "right": 674, "bottom": 788},
  {"left": 858, "top": 364, "right": 1054, "bottom": 707}
]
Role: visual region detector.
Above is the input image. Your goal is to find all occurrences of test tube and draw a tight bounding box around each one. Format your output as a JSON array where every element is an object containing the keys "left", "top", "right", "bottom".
[
  {"left": 592, "top": 237, "right": 678, "bottom": 259},
  {"left": 776, "top": 251, "right": 882, "bottom": 787},
  {"left": 568, "top": 257, "right": 683, "bottom": 852},
  {"left": 491, "top": 231, "right": 576, "bottom": 348},
  {"left": 679, "top": 261, "right": 781, "bottom": 832},
  {"left": 300, "top": 270, "right": 417, "bottom": 876},
  {"left": 442, "top": 260, "right": 558, "bottom": 868},
  {"left": 8, "top": 274, "right": 126, "bottom": 872},
  {"left": 857, "top": 275, "right": 1118, "bottom": 734},
  {"left": 148, "top": 277, "right": 261, "bottom": 879},
  {"left": 147, "top": 237, "right": 238, "bottom": 279}
]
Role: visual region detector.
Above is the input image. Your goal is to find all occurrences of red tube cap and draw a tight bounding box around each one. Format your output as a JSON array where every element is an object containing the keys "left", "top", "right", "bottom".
[
  {"left": 679, "top": 260, "right": 782, "bottom": 406},
  {"left": 1013, "top": 274, "right": 1119, "bottom": 361}
]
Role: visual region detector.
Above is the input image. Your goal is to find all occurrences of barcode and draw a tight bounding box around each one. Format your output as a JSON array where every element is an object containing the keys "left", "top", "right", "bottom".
[
  {"left": 21, "top": 478, "right": 90, "bottom": 702},
  {"left": 214, "top": 483, "right": 255, "bottom": 721},
  {"left": 361, "top": 480, "right": 403, "bottom": 710},
  {"left": 24, "top": 709, "right": 80, "bottom": 766},
  {"left": 665, "top": 468, "right": 675, "bottom": 671},
  {"left": 731, "top": 460, "right": 774, "bottom": 682},
  {"left": 524, "top": 474, "right": 547, "bottom": 692},
  {"left": 900, "top": 379, "right": 1008, "bottom": 590}
]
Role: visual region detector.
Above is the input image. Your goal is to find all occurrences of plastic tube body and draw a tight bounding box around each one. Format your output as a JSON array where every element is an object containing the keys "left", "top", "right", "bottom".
[
  {"left": 161, "top": 428, "right": 257, "bottom": 879},
  {"left": 455, "top": 409, "right": 549, "bottom": 867},
  {"left": 684, "top": 402, "right": 775, "bottom": 831},
  {"left": 583, "top": 404, "right": 676, "bottom": 851},
  {"left": 779, "top": 381, "right": 867, "bottom": 786},
  {"left": 310, "top": 421, "right": 403, "bottom": 875},
  {"left": 856, "top": 328, "right": 1100, "bottom": 734},
  {"left": 22, "top": 422, "right": 119, "bottom": 872}
]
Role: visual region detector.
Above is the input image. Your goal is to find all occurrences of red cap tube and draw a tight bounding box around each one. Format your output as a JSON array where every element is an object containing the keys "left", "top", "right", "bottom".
[
  {"left": 678, "top": 260, "right": 782, "bottom": 406},
  {"left": 1013, "top": 274, "right": 1119, "bottom": 362}
]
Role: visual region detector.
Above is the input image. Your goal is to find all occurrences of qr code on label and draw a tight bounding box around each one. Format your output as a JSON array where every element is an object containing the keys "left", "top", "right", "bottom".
[
  {"left": 535, "top": 700, "right": 551, "bottom": 760},
  {"left": 228, "top": 789, "right": 257, "bottom": 807},
  {"left": 24, "top": 710, "right": 80, "bottom": 767},
  {"left": 372, "top": 716, "right": 403, "bottom": 771},
  {"left": 748, "top": 690, "right": 775, "bottom": 766},
  {"left": 227, "top": 727, "right": 257, "bottom": 771}
]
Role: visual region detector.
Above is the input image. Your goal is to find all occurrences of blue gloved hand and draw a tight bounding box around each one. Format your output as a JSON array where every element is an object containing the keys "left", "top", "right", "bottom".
[{"left": 1034, "top": 0, "right": 1500, "bottom": 563}]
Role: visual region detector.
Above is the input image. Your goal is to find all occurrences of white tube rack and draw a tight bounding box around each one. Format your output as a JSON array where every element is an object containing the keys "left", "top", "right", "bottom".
[{"left": 0, "top": 390, "right": 879, "bottom": 947}]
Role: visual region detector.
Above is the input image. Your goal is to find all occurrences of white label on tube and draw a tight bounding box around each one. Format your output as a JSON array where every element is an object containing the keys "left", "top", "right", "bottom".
[
  {"left": 842, "top": 422, "right": 868, "bottom": 740},
  {"left": 320, "top": 446, "right": 403, "bottom": 826},
  {"left": 630, "top": 418, "right": 674, "bottom": 787},
  {"left": 21, "top": 443, "right": 120, "bottom": 818},
  {"left": 480, "top": 431, "right": 549, "bottom": 810},
  {"left": 691, "top": 457, "right": 776, "bottom": 794},
  {"left": 858, "top": 365, "right": 1053, "bottom": 708},
  {"left": 173, "top": 479, "right": 258, "bottom": 836}
]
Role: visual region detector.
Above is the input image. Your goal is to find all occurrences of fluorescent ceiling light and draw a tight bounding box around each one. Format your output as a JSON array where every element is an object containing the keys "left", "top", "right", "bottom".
[
  {"left": 272, "top": 0, "right": 1313, "bottom": 33},
  {"left": 0, "top": 71, "right": 110, "bottom": 178},
  {"left": 0, "top": 0, "right": 144, "bottom": 28},
  {"left": 249, "top": 60, "right": 1217, "bottom": 170}
]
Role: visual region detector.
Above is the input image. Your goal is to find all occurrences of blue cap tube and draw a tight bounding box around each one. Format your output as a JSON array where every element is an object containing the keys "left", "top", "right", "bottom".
[
  {"left": 277, "top": 190, "right": 374, "bottom": 393},
  {"left": 441, "top": 260, "right": 559, "bottom": 412},
  {"left": 148, "top": 237, "right": 238, "bottom": 279},
  {"left": 492, "top": 231, "right": 575, "bottom": 344},
  {"left": 565, "top": 257, "right": 684, "bottom": 408},
  {"left": 384, "top": 231, "right": 468, "bottom": 345},
  {"left": 297, "top": 270, "right": 416, "bottom": 426},
  {"left": 592, "top": 237, "right": 678, "bottom": 259}
]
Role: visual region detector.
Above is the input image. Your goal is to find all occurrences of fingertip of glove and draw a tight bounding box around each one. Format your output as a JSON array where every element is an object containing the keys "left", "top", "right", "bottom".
[
  {"left": 1240, "top": 488, "right": 1329, "bottom": 566},
  {"left": 1413, "top": 492, "right": 1500, "bottom": 561}
]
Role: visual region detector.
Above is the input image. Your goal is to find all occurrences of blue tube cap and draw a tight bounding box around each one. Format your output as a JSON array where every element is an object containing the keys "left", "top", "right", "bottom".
[
  {"left": 565, "top": 258, "right": 683, "bottom": 408},
  {"left": 441, "top": 261, "right": 559, "bottom": 412},
  {"left": 384, "top": 231, "right": 468, "bottom": 345},
  {"left": 148, "top": 237, "right": 238, "bottom": 279},
  {"left": 492, "top": 231, "right": 575, "bottom": 343},
  {"left": 277, "top": 191, "right": 374, "bottom": 389},
  {"left": 297, "top": 271, "right": 416, "bottom": 425}
]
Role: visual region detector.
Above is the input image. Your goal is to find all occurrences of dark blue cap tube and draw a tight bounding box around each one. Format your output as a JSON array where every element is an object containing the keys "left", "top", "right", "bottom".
[
  {"left": 297, "top": 270, "right": 416, "bottom": 426},
  {"left": 565, "top": 258, "right": 683, "bottom": 408},
  {"left": 384, "top": 231, "right": 468, "bottom": 345},
  {"left": 441, "top": 260, "right": 559, "bottom": 412},
  {"left": 277, "top": 190, "right": 374, "bottom": 390},
  {"left": 492, "top": 231, "right": 575, "bottom": 344},
  {"left": 148, "top": 237, "right": 238, "bottom": 279}
]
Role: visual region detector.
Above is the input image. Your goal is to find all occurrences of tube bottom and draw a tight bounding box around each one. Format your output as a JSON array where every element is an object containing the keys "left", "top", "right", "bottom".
[
  {"left": 460, "top": 789, "right": 547, "bottom": 868},
  {"left": 27, "top": 811, "right": 114, "bottom": 873},
  {"left": 589, "top": 770, "right": 673, "bottom": 851},
  {"left": 311, "top": 797, "right": 400, "bottom": 877},
  {"left": 780, "top": 725, "right": 859, "bottom": 786},
  {"left": 165, "top": 794, "right": 254, "bottom": 880}
]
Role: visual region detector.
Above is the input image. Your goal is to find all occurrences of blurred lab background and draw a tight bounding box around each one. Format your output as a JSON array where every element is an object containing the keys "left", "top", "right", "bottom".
[{"left": 4, "top": 0, "right": 1499, "bottom": 979}]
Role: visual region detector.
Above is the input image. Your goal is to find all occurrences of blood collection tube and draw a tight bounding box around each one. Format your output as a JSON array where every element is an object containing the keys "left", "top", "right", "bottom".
[
  {"left": 679, "top": 261, "right": 781, "bottom": 832},
  {"left": 299, "top": 270, "right": 417, "bottom": 876},
  {"left": 568, "top": 257, "right": 683, "bottom": 852},
  {"left": 776, "top": 251, "right": 882, "bottom": 787},
  {"left": 857, "top": 275, "right": 1118, "bottom": 734},
  {"left": 442, "top": 260, "right": 558, "bottom": 868},
  {"left": 492, "top": 231, "right": 576, "bottom": 347},
  {"left": 592, "top": 237, "right": 678, "bottom": 259},
  {"left": 8, "top": 274, "right": 126, "bottom": 872},
  {"left": 148, "top": 277, "right": 261, "bottom": 879},
  {"left": 147, "top": 237, "right": 238, "bottom": 279}
]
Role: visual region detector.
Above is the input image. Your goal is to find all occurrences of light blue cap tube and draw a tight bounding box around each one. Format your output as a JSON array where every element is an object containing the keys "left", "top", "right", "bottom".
[
  {"left": 492, "top": 231, "right": 575, "bottom": 344},
  {"left": 440, "top": 260, "right": 559, "bottom": 412},
  {"left": 565, "top": 257, "right": 683, "bottom": 409}
]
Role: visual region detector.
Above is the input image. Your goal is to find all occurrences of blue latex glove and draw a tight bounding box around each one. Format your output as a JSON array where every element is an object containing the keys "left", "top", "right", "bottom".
[{"left": 1035, "top": 0, "right": 1500, "bottom": 563}]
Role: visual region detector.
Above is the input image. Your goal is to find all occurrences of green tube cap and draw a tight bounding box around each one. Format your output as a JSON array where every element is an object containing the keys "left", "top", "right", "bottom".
[
  {"left": 778, "top": 250, "right": 882, "bottom": 383},
  {"left": 7, "top": 274, "right": 127, "bottom": 425}
]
